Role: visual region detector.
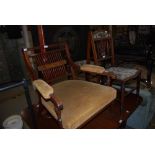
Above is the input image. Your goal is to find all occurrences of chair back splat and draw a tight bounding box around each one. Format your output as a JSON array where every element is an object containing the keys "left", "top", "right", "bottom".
[
  {"left": 87, "top": 31, "right": 115, "bottom": 66},
  {"left": 22, "top": 42, "right": 77, "bottom": 84}
]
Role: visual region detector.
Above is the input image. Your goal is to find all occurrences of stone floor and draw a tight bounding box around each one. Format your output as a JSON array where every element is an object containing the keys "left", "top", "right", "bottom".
[{"left": 0, "top": 85, "right": 37, "bottom": 128}]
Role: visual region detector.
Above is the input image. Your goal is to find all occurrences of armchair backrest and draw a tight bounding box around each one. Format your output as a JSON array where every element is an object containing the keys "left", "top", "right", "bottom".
[{"left": 22, "top": 42, "right": 78, "bottom": 84}]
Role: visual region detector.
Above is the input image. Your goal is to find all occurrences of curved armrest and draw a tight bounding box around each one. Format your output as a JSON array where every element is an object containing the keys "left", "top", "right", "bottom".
[
  {"left": 33, "top": 79, "right": 63, "bottom": 111},
  {"left": 80, "top": 64, "right": 116, "bottom": 79},
  {"left": 33, "top": 79, "right": 54, "bottom": 99},
  {"left": 50, "top": 94, "right": 63, "bottom": 111},
  {"left": 80, "top": 64, "right": 105, "bottom": 74}
]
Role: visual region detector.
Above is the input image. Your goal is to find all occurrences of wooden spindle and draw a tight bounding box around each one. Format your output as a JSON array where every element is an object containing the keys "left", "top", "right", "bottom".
[{"left": 37, "top": 25, "right": 46, "bottom": 53}]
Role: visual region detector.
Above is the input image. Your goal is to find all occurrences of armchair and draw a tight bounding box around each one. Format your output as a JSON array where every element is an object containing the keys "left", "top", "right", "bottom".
[{"left": 22, "top": 42, "right": 116, "bottom": 128}]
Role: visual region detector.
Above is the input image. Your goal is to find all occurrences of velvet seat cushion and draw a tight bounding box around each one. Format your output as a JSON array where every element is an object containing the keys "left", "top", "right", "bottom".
[{"left": 41, "top": 80, "right": 116, "bottom": 129}]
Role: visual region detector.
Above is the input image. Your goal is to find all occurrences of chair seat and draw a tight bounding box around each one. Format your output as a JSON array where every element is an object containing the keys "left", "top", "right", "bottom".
[
  {"left": 106, "top": 67, "right": 139, "bottom": 81},
  {"left": 41, "top": 80, "right": 116, "bottom": 128}
]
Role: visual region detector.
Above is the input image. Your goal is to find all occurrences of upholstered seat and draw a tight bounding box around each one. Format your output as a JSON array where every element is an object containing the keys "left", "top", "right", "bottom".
[
  {"left": 106, "top": 67, "right": 139, "bottom": 81},
  {"left": 41, "top": 80, "right": 116, "bottom": 129}
]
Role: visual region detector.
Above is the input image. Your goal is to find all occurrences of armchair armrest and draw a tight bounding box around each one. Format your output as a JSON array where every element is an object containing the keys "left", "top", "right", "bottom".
[
  {"left": 80, "top": 64, "right": 105, "bottom": 74},
  {"left": 33, "top": 79, "right": 63, "bottom": 110},
  {"left": 33, "top": 79, "right": 63, "bottom": 125},
  {"left": 80, "top": 64, "right": 116, "bottom": 79},
  {"left": 33, "top": 79, "right": 54, "bottom": 100}
]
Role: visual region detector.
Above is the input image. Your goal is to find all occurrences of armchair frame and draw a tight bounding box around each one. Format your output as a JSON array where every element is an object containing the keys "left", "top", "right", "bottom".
[{"left": 22, "top": 42, "right": 117, "bottom": 129}]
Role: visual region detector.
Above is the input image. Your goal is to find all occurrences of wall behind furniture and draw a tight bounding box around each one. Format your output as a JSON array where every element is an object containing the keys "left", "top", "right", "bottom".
[
  {"left": 30, "top": 25, "right": 89, "bottom": 61},
  {"left": 0, "top": 33, "right": 11, "bottom": 84},
  {"left": 0, "top": 26, "right": 25, "bottom": 84}
]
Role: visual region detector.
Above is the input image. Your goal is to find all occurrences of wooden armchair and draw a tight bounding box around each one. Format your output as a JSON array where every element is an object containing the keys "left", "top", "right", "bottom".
[
  {"left": 22, "top": 42, "right": 116, "bottom": 128},
  {"left": 86, "top": 30, "right": 141, "bottom": 119}
]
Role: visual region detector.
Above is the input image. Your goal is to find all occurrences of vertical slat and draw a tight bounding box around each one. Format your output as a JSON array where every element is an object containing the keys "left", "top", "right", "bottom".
[
  {"left": 90, "top": 32, "right": 99, "bottom": 65},
  {"left": 86, "top": 32, "right": 91, "bottom": 64},
  {"left": 22, "top": 50, "right": 37, "bottom": 80},
  {"left": 110, "top": 37, "right": 115, "bottom": 65},
  {"left": 37, "top": 25, "right": 46, "bottom": 53}
]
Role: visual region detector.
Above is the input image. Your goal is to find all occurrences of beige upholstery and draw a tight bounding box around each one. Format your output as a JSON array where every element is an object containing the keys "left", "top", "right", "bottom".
[
  {"left": 33, "top": 79, "right": 54, "bottom": 99},
  {"left": 41, "top": 80, "right": 116, "bottom": 128},
  {"left": 81, "top": 64, "right": 105, "bottom": 74}
]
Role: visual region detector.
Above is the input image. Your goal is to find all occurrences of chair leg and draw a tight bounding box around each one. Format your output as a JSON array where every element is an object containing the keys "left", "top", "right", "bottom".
[
  {"left": 136, "top": 72, "right": 141, "bottom": 96},
  {"left": 37, "top": 94, "right": 52, "bottom": 118},
  {"left": 85, "top": 73, "right": 89, "bottom": 81},
  {"left": 105, "top": 76, "right": 112, "bottom": 86},
  {"left": 119, "top": 83, "right": 125, "bottom": 123}
]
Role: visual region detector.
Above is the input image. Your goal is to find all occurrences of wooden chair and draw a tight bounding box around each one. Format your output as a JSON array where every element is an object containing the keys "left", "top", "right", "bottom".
[
  {"left": 85, "top": 30, "right": 141, "bottom": 119},
  {"left": 22, "top": 42, "right": 117, "bottom": 128}
]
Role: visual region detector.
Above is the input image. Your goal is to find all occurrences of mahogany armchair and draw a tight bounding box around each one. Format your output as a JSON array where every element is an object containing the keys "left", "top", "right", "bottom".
[
  {"left": 85, "top": 30, "right": 141, "bottom": 119},
  {"left": 22, "top": 42, "right": 116, "bottom": 128}
]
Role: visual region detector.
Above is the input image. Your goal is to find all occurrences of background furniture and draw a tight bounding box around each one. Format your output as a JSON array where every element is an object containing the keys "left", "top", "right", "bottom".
[
  {"left": 114, "top": 25, "right": 154, "bottom": 88},
  {"left": 86, "top": 30, "right": 141, "bottom": 119}
]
